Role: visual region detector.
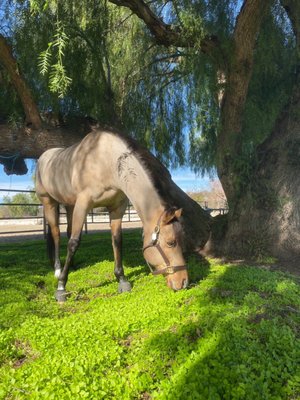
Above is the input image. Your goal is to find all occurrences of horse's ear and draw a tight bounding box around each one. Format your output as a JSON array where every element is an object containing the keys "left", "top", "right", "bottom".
[
  {"left": 174, "top": 208, "right": 182, "bottom": 219},
  {"left": 163, "top": 208, "right": 183, "bottom": 224}
]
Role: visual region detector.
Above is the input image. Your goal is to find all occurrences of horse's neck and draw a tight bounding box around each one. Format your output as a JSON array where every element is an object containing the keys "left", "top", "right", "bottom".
[{"left": 116, "top": 151, "right": 164, "bottom": 225}]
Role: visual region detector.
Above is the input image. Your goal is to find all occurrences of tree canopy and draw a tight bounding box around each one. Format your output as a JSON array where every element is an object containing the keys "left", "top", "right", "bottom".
[{"left": 0, "top": 0, "right": 295, "bottom": 170}]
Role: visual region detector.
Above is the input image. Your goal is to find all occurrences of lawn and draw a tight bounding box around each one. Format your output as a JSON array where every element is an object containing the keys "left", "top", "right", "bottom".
[{"left": 0, "top": 229, "right": 300, "bottom": 399}]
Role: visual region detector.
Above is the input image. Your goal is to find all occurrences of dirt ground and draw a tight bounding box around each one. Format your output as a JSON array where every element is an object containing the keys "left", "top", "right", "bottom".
[{"left": 0, "top": 221, "right": 142, "bottom": 243}]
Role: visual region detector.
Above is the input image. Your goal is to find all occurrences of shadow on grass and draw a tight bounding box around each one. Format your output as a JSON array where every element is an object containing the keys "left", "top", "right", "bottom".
[
  {"left": 0, "top": 228, "right": 212, "bottom": 331},
  {"left": 67, "top": 228, "right": 145, "bottom": 271},
  {"left": 134, "top": 264, "right": 300, "bottom": 399},
  {"left": 0, "top": 228, "right": 212, "bottom": 296},
  {"left": 0, "top": 229, "right": 153, "bottom": 306}
]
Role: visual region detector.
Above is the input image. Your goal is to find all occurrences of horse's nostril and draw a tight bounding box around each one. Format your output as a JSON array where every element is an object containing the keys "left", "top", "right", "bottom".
[
  {"left": 182, "top": 278, "right": 189, "bottom": 289},
  {"left": 170, "top": 280, "right": 180, "bottom": 291}
]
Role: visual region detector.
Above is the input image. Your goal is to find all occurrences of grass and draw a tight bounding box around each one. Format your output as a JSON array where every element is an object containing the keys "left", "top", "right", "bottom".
[{"left": 0, "top": 229, "right": 300, "bottom": 399}]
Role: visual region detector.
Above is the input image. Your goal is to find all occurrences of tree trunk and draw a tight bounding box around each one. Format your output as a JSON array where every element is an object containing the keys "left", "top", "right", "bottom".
[
  {"left": 217, "top": 0, "right": 271, "bottom": 201},
  {"left": 207, "top": 0, "right": 300, "bottom": 263},
  {"left": 210, "top": 87, "right": 300, "bottom": 263}
]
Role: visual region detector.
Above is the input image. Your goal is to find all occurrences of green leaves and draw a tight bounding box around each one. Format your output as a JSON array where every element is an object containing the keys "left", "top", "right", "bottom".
[
  {"left": 38, "top": 22, "right": 72, "bottom": 98},
  {"left": 0, "top": 232, "right": 300, "bottom": 399},
  {"left": 38, "top": 44, "right": 53, "bottom": 76}
]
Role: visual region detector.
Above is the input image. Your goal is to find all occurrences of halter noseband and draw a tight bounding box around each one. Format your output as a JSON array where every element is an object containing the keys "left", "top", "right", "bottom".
[{"left": 142, "top": 210, "right": 187, "bottom": 276}]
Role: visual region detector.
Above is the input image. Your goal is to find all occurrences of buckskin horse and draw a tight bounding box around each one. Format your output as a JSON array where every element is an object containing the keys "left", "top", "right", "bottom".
[{"left": 36, "top": 129, "right": 189, "bottom": 301}]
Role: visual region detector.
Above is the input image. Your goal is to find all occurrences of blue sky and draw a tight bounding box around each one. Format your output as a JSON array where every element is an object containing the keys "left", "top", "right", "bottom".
[{"left": 0, "top": 160, "right": 211, "bottom": 194}]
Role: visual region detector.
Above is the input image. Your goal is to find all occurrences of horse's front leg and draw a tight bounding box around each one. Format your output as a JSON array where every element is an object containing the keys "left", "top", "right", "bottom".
[
  {"left": 55, "top": 198, "right": 87, "bottom": 302},
  {"left": 110, "top": 212, "right": 131, "bottom": 293}
]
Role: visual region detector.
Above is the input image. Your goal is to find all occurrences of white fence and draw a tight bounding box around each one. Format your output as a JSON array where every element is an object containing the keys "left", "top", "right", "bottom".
[
  {"left": 0, "top": 188, "right": 227, "bottom": 238},
  {"left": 0, "top": 189, "right": 141, "bottom": 237}
]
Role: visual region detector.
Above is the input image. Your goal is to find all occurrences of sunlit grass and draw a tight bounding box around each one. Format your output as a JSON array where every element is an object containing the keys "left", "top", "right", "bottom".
[{"left": 0, "top": 230, "right": 300, "bottom": 399}]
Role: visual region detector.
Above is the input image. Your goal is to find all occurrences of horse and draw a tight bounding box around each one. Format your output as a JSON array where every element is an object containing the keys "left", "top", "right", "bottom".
[{"left": 35, "top": 128, "right": 189, "bottom": 301}]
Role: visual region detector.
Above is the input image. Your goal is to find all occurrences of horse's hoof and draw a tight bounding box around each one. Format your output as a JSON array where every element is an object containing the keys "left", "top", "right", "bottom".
[
  {"left": 55, "top": 289, "right": 67, "bottom": 302},
  {"left": 118, "top": 281, "right": 132, "bottom": 293}
]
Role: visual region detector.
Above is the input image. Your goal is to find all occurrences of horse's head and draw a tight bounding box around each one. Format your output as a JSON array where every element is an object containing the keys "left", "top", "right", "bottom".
[{"left": 143, "top": 207, "right": 188, "bottom": 291}]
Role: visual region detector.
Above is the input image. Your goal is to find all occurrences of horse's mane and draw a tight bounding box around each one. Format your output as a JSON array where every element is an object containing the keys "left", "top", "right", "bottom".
[{"left": 103, "top": 127, "right": 176, "bottom": 207}]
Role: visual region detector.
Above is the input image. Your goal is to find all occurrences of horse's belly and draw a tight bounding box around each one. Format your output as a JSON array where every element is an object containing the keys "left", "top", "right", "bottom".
[
  {"left": 91, "top": 189, "right": 126, "bottom": 209},
  {"left": 43, "top": 179, "right": 77, "bottom": 205}
]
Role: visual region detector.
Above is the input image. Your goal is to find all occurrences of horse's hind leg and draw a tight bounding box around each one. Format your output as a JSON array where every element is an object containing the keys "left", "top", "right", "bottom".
[
  {"left": 109, "top": 204, "right": 131, "bottom": 293},
  {"left": 55, "top": 197, "right": 88, "bottom": 302},
  {"left": 43, "top": 198, "right": 61, "bottom": 278},
  {"left": 66, "top": 205, "right": 74, "bottom": 239},
  {"left": 66, "top": 205, "right": 75, "bottom": 268}
]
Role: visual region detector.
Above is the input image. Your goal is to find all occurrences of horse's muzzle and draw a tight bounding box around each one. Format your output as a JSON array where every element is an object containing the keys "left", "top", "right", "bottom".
[{"left": 168, "top": 276, "right": 189, "bottom": 291}]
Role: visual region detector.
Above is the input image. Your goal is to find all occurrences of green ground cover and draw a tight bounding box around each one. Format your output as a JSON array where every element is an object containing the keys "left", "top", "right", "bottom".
[{"left": 0, "top": 229, "right": 300, "bottom": 399}]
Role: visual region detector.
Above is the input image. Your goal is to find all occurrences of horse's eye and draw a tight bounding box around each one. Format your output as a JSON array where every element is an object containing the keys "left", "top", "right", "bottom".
[{"left": 166, "top": 240, "right": 177, "bottom": 248}]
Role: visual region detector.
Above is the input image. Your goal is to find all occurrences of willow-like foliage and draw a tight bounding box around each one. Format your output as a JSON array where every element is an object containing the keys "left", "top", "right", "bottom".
[{"left": 0, "top": 0, "right": 297, "bottom": 171}]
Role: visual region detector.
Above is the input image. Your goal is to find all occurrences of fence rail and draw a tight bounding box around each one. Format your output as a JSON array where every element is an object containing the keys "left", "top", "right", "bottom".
[
  {"left": 0, "top": 189, "right": 141, "bottom": 237},
  {"left": 0, "top": 188, "right": 227, "bottom": 238}
]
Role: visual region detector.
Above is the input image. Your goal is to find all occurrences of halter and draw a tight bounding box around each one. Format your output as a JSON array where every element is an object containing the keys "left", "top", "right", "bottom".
[{"left": 142, "top": 210, "right": 187, "bottom": 276}]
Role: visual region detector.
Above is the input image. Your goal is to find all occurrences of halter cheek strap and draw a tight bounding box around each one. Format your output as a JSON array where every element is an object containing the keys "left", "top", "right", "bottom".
[{"left": 142, "top": 210, "right": 187, "bottom": 276}]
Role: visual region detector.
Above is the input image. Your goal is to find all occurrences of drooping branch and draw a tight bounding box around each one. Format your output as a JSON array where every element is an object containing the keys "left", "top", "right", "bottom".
[{"left": 0, "top": 34, "right": 42, "bottom": 129}]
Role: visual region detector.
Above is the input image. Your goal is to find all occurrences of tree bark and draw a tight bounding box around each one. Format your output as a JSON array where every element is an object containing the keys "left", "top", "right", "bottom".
[
  {"left": 0, "top": 124, "right": 88, "bottom": 159},
  {"left": 0, "top": 121, "right": 92, "bottom": 174},
  {"left": 206, "top": 0, "right": 300, "bottom": 263},
  {"left": 0, "top": 35, "right": 42, "bottom": 129},
  {"left": 217, "top": 0, "right": 271, "bottom": 202},
  {"left": 209, "top": 84, "right": 300, "bottom": 262},
  {"left": 168, "top": 182, "right": 211, "bottom": 253}
]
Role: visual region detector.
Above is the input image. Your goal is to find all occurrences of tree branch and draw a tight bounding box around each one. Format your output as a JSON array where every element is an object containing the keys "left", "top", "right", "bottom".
[
  {"left": 0, "top": 125, "right": 82, "bottom": 157},
  {"left": 0, "top": 114, "right": 101, "bottom": 174},
  {"left": 0, "top": 34, "right": 42, "bottom": 129},
  {"left": 108, "top": 0, "right": 220, "bottom": 54}
]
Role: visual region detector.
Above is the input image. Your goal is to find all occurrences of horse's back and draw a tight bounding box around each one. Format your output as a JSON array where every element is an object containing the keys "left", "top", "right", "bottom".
[{"left": 36, "top": 131, "right": 128, "bottom": 207}]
